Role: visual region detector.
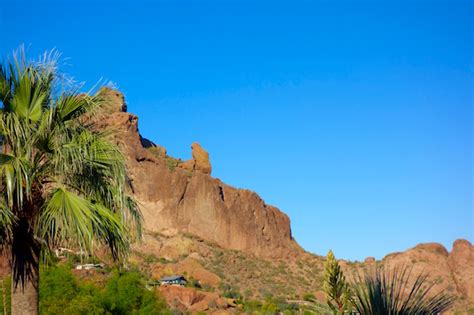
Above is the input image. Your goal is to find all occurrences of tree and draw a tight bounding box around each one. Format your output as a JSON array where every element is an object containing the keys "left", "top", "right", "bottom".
[
  {"left": 323, "top": 250, "right": 352, "bottom": 314},
  {"left": 0, "top": 48, "right": 141, "bottom": 314}
]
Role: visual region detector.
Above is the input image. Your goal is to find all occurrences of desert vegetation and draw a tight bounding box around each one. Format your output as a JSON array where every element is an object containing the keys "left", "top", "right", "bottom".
[
  {"left": 322, "top": 251, "right": 455, "bottom": 315},
  {"left": 0, "top": 264, "right": 169, "bottom": 315}
]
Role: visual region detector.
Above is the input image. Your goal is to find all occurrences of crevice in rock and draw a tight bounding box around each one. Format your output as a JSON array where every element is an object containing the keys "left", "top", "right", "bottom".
[
  {"left": 178, "top": 180, "right": 190, "bottom": 206},
  {"left": 136, "top": 156, "right": 154, "bottom": 163},
  {"left": 447, "top": 255, "right": 463, "bottom": 297},
  {"left": 218, "top": 186, "right": 225, "bottom": 202},
  {"left": 127, "top": 177, "right": 135, "bottom": 194}
]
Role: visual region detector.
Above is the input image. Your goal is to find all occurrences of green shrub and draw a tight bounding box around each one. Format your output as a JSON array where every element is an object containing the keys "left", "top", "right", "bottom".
[
  {"left": 40, "top": 264, "right": 80, "bottom": 314},
  {"left": 35, "top": 264, "right": 171, "bottom": 315},
  {"left": 65, "top": 295, "right": 106, "bottom": 315},
  {"left": 303, "top": 293, "right": 316, "bottom": 302},
  {"left": 186, "top": 278, "right": 201, "bottom": 289},
  {"left": 103, "top": 269, "right": 169, "bottom": 314},
  {"left": 220, "top": 283, "right": 242, "bottom": 300},
  {"left": 165, "top": 157, "right": 180, "bottom": 172},
  {"left": 242, "top": 299, "right": 263, "bottom": 312}
]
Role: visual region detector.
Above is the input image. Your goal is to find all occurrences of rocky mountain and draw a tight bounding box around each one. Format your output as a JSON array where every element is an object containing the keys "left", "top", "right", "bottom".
[
  {"left": 0, "top": 88, "right": 472, "bottom": 313},
  {"left": 96, "top": 88, "right": 300, "bottom": 259},
  {"left": 96, "top": 88, "right": 473, "bottom": 313}
]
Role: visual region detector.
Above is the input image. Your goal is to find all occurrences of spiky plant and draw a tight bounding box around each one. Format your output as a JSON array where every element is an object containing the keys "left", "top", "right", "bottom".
[
  {"left": 0, "top": 48, "right": 141, "bottom": 314},
  {"left": 351, "top": 265, "right": 455, "bottom": 315},
  {"left": 323, "top": 250, "right": 352, "bottom": 314}
]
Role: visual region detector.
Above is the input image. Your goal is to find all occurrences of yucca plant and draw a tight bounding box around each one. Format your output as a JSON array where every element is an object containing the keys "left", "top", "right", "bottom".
[
  {"left": 0, "top": 48, "right": 141, "bottom": 315},
  {"left": 323, "top": 250, "right": 353, "bottom": 314},
  {"left": 351, "top": 265, "right": 455, "bottom": 315}
]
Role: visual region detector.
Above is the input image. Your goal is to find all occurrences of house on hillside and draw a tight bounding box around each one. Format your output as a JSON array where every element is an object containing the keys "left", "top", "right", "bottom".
[
  {"left": 159, "top": 275, "right": 187, "bottom": 286},
  {"left": 75, "top": 263, "right": 105, "bottom": 270}
]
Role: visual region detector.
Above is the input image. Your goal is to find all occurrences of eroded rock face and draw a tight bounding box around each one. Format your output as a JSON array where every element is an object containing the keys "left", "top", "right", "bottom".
[
  {"left": 99, "top": 89, "right": 299, "bottom": 258},
  {"left": 448, "top": 239, "right": 474, "bottom": 301},
  {"left": 378, "top": 240, "right": 474, "bottom": 312},
  {"left": 158, "top": 286, "right": 236, "bottom": 313},
  {"left": 380, "top": 243, "right": 454, "bottom": 296}
]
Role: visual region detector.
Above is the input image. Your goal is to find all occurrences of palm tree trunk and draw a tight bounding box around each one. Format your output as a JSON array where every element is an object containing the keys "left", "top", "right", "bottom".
[
  {"left": 10, "top": 269, "right": 38, "bottom": 315},
  {"left": 1, "top": 279, "right": 8, "bottom": 315},
  {"left": 10, "top": 218, "right": 40, "bottom": 315}
]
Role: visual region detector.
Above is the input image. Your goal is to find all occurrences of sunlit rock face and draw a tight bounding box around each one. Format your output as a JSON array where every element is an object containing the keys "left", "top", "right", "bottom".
[{"left": 97, "top": 88, "right": 300, "bottom": 258}]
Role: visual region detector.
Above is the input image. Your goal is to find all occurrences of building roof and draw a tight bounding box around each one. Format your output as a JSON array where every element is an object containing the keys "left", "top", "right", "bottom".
[{"left": 159, "top": 275, "right": 187, "bottom": 282}]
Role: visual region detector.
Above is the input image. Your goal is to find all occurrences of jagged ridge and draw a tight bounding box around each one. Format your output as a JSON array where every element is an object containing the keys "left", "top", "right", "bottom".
[{"left": 97, "top": 88, "right": 301, "bottom": 258}]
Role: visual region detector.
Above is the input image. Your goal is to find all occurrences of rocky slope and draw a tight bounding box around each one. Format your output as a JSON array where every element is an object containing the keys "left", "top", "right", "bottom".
[
  {"left": 96, "top": 88, "right": 473, "bottom": 313},
  {"left": 131, "top": 231, "right": 473, "bottom": 313}
]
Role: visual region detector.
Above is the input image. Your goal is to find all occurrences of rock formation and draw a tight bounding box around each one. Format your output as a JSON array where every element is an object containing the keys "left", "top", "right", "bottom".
[
  {"left": 97, "top": 88, "right": 473, "bottom": 310},
  {"left": 97, "top": 88, "right": 299, "bottom": 258},
  {"left": 369, "top": 239, "right": 474, "bottom": 312},
  {"left": 158, "top": 286, "right": 236, "bottom": 313},
  {"left": 448, "top": 239, "right": 474, "bottom": 302},
  {"left": 180, "top": 143, "right": 212, "bottom": 175}
]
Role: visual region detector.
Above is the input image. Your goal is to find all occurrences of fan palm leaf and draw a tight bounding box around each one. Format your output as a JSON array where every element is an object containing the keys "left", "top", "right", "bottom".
[{"left": 0, "top": 47, "right": 142, "bottom": 314}]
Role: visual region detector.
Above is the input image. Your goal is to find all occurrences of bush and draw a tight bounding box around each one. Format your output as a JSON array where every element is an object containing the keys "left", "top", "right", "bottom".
[
  {"left": 31, "top": 264, "right": 171, "bottom": 315},
  {"left": 303, "top": 293, "right": 316, "bottom": 302},
  {"left": 65, "top": 295, "right": 106, "bottom": 315},
  {"left": 186, "top": 278, "right": 202, "bottom": 289},
  {"left": 40, "top": 264, "right": 80, "bottom": 314},
  {"left": 102, "top": 269, "right": 170, "bottom": 314},
  {"left": 165, "top": 157, "right": 180, "bottom": 172}
]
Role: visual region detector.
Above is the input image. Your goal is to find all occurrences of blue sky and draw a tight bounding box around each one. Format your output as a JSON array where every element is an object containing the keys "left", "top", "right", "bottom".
[{"left": 2, "top": 0, "right": 472, "bottom": 260}]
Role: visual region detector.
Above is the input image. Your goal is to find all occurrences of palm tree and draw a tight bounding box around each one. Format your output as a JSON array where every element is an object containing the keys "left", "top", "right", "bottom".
[
  {"left": 351, "top": 265, "right": 455, "bottom": 314},
  {"left": 0, "top": 49, "right": 141, "bottom": 314}
]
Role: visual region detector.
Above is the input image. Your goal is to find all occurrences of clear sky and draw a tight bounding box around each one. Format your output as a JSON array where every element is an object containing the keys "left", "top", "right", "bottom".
[{"left": 2, "top": 0, "right": 472, "bottom": 261}]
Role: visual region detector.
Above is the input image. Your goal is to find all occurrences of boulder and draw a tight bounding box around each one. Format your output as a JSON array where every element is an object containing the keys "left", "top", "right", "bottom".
[
  {"left": 191, "top": 142, "right": 212, "bottom": 175},
  {"left": 364, "top": 257, "right": 376, "bottom": 264},
  {"left": 448, "top": 239, "right": 474, "bottom": 300},
  {"left": 158, "top": 286, "right": 235, "bottom": 312}
]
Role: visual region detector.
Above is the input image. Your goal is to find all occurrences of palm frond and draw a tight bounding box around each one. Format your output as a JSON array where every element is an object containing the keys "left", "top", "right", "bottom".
[
  {"left": 9, "top": 69, "right": 45, "bottom": 121},
  {"left": 0, "top": 153, "right": 32, "bottom": 209},
  {"left": 38, "top": 188, "right": 129, "bottom": 259},
  {"left": 0, "top": 199, "right": 15, "bottom": 250},
  {"left": 45, "top": 126, "right": 142, "bottom": 236},
  {"left": 3, "top": 49, "right": 52, "bottom": 122},
  {"left": 0, "top": 64, "right": 11, "bottom": 106}
]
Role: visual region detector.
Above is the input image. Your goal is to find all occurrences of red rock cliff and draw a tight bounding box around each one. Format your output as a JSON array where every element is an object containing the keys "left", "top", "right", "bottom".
[{"left": 97, "top": 88, "right": 300, "bottom": 258}]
